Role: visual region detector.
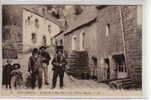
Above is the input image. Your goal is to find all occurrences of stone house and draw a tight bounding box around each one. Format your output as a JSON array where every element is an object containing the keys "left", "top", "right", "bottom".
[
  {"left": 96, "top": 6, "right": 142, "bottom": 84},
  {"left": 52, "top": 5, "right": 142, "bottom": 85},
  {"left": 2, "top": 5, "right": 65, "bottom": 85},
  {"left": 22, "top": 6, "right": 63, "bottom": 52},
  {"left": 2, "top": 5, "right": 63, "bottom": 59},
  {"left": 52, "top": 6, "right": 98, "bottom": 78}
]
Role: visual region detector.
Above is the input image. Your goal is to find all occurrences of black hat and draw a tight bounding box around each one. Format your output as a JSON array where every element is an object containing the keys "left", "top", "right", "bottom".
[
  {"left": 32, "top": 48, "right": 39, "bottom": 54},
  {"left": 13, "top": 63, "right": 21, "bottom": 69},
  {"left": 39, "top": 46, "right": 47, "bottom": 50}
]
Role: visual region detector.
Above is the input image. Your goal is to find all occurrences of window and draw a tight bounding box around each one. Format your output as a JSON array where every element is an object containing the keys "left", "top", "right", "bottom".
[
  {"left": 60, "top": 39, "right": 63, "bottom": 46},
  {"left": 72, "top": 35, "right": 77, "bottom": 50},
  {"left": 74, "top": 6, "right": 83, "bottom": 15},
  {"left": 31, "top": 33, "right": 37, "bottom": 44},
  {"left": 27, "top": 16, "right": 31, "bottom": 25},
  {"left": 48, "top": 24, "right": 51, "bottom": 33},
  {"left": 42, "top": 36, "right": 47, "bottom": 46},
  {"left": 105, "top": 24, "right": 110, "bottom": 37},
  {"left": 51, "top": 8, "right": 60, "bottom": 19},
  {"left": 35, "top": 18, "right": 39, "bottom": 28},
  {"left": 55, "top": 41, "right": 58, "bottom": 46},
  {"left": 79, "top": 31, "right": 85, "bottom": 51}
]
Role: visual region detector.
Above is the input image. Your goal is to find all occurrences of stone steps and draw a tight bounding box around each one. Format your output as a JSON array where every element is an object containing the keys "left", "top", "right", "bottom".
[{"left": 66, "top": 51, "right": 89, "bottom": 79}]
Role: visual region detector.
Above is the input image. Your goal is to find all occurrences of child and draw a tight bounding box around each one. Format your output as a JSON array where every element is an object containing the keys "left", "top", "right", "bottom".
[
  {"left": 3, "top": 59, "right": 14, "bottom": 89},
  {"left": 11, "top": 63, "right": 23, "bottom": 89}
]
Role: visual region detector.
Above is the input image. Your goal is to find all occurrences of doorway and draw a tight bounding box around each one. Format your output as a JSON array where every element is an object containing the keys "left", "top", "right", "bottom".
[
  {"left": 92, "top": 57, "right": 98, "bottom": 80},
  {"left": 112, "top": 54, "right": 127, "bottom": 79},
  {"left": 104, "top": 58, "right": 110, "bottom": 80}
]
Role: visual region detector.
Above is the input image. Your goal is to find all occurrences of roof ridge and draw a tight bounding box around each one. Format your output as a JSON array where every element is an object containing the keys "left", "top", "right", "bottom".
[{"left": 64, "top": 10, "right": 97, "bottom": 35}]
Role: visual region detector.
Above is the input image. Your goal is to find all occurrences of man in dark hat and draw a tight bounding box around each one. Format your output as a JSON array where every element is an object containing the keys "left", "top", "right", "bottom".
[
  {"left": 39, "top": 46, "right": 51, "bottom": 85},
  {"left": 28, "top": 48, "right": 43, "bottom": 89},
  {"left": 51, "top": 50, "right": 67, "bottom": 89}
]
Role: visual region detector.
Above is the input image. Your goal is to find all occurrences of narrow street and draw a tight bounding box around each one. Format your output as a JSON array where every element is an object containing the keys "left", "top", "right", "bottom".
[
  {"left": 44, "top": 62, "right": 110, "bottom": 89},
  {"left": 2, "top": 50, "right": 110, "bottom": 90}
]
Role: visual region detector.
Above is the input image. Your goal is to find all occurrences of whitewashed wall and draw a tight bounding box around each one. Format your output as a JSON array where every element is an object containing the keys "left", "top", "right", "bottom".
[{"left": 23, "top": 9, "right": 61, "bottom": 52}]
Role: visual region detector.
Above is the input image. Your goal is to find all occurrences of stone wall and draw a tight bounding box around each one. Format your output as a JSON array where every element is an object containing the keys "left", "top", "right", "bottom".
[
  {"left": 97, "top": 6, "right": 124, "bottom": 81},
  {"left": 121, "top": 6, "right": 142, "bottom": 82},
  {"left": 2, "top": 5, "right": 23, "bottom": 59},
  {"left": 64, "top": 20, "right": 98, "bottom": 77},
  {"left": 96, "top": 5, "right": 142, "bottom": 83}
]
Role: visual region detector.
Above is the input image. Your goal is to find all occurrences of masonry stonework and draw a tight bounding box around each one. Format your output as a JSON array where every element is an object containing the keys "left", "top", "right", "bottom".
[
  {"left": 121, "top": 6, "right": 142, "bottom": 82},
  {"left": 97, "top": 6, "right": 125, "bottom": 81}
]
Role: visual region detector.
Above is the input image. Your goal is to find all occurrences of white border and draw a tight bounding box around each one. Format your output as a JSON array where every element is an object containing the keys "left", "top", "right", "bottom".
[
  {"left": 144, "top": 0, "right": 151, "bottom": 99},
  {"left": 0, "top": 5, "right": 2, "bottom": 91},
  {"left": 0, "top": 0, "right": 146, "bottom": 99},
  {"left": 1, "top": 0, "right": 143, "bottom": 5}
]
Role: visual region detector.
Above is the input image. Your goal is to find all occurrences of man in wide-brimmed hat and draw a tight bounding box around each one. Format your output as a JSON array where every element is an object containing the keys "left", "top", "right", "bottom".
[
  {"left": 51, "top": 50, "right": 67, "bottom": 89},
  {"left": 28, "top": 48, "right": 43, "bottom": 89}
]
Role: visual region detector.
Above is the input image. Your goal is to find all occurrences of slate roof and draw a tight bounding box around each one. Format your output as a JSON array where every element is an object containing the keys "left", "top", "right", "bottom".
[{"left": 64, "top": 8, "right": 97, "bottom": 36}]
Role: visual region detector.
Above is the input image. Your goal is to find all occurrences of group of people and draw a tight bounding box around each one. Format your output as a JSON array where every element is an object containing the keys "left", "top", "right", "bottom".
[
  {"left": 28, "top": 46, "right": 67, "bottom": 89},
  {"left": 3, "top": 59, "right": 22, "bottom": 89},
  {"left": 28, "top": 46, "right": 51, "bottom": 89},
  {"left": 3, "top": 46, "right": 67, "bottom": 89}
]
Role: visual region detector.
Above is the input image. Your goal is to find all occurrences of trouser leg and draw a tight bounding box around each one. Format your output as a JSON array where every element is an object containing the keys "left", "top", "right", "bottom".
[
  {"left": 8, "top": 77, "right": 11, "bottom": 89},
  {"left": 38, "top": 68, "right": 43, "bottom": 89},
  {"left": 52, "top": 70, "right": 58, "bottom": 88},
  {"left": 43, "top": 63, "right": 49, "bottom": 84},
  {"left": 6, "top": 77, "right": 11, "bottom": 89},
  {"left": 31, "top": 72, "right": 36, "bottom": 89},
  {"left": 59, "top": 70, "right": 64, "bottom": 88}
]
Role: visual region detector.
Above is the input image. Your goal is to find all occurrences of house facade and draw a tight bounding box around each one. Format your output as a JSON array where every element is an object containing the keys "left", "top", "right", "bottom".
[
  {"left": 2, "top": 5, "right": 62, "bottom": 59},
  {"left": 52, "top": 6, "right": 99, "bottom": 78},
  {"left": 96, "top": 6, "right": 142, "bottom": 82},
  {"left": 22, "top": 7, "right": 61, "bottom": 52},
  {"left": 52, "top": 5, "right": 142, "bottom": 84}
]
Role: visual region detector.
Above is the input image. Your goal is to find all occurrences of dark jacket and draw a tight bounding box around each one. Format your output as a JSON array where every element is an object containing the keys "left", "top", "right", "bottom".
[
  {"left": 28, "top": 56, "right": 43, "bottom": 73},
  {"left": 2, "top": 64, "right": 14, "bottom": 84},
  {"left": 52, "top": 55, "right": 67, "bottom": 71},
  {"left": 40, "top": 51, "right": 51, "bottom": 65}
]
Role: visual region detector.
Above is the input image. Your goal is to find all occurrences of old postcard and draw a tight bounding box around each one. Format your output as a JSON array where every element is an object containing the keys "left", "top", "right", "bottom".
[{"left": 0, "top": 5, "right": 143, "bottom": 97}]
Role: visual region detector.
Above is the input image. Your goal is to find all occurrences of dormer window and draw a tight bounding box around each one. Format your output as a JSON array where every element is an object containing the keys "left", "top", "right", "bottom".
[{"left": 49, "top": 7, "right": 61, "bottom": 19}]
